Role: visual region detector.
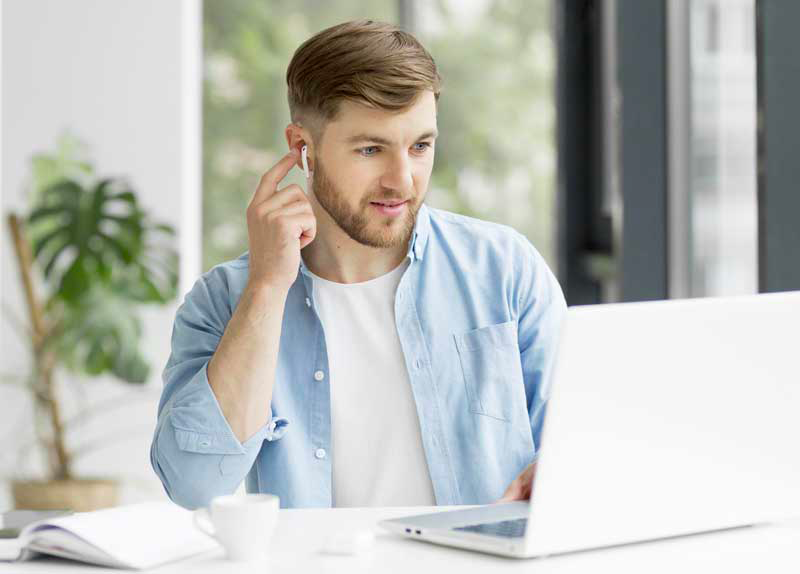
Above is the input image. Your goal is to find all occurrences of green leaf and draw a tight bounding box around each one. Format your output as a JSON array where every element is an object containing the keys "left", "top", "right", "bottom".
[
  {"left": 107, "top": 190, "right": 137, "bottom": 205},
  {"left": 31, "top": 226, "right": 69, "bottom": 260},
  {"left": 28, "top": 204, "right": 73, "bottom": 222},
  {"left": 42, "top": 239, "right": 71, "bottom": 279},
  {"left": 59, "top": 257, "right": 91, "bottom": 302},
  {"left": 44, "top": 283, "right": 152, "bottom": 382},
  {"left": 27, "top": 177, "right": 149, "bottom": 295},
  {"left": 41, "top": 180, "right": 82, "bottom": 203},
  {"left": 112, "top": 351, "right": 150, "bottom": 384},
  {"left": 85, "top": 340, "right": 109, "bottom": 375}
]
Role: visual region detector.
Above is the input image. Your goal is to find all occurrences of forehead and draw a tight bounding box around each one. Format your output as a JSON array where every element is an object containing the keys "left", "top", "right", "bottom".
[{"left": 324, "top": 91, "right": 438, "bottom": 144}]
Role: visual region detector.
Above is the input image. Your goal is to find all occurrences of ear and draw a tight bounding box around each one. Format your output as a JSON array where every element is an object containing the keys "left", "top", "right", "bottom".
[{"left": 285, "top": 123, "right": 313, "bottom": 171}]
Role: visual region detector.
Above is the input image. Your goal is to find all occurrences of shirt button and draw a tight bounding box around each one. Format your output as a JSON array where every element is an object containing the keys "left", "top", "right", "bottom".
[
  {"left": 314, "top": 370, "right": 325, "bottom": 381},
  {"left": 415, "top": 359, "right": 422, "bottom": 370},
  {"left": 199, "top": 440, "right": 210, "bottom": 447},
  {"left": 305, "top": 297, "right": 311, "bottom": 307},
  {"left": 315, "top": 448, "right": 327, "bottom": 459}
]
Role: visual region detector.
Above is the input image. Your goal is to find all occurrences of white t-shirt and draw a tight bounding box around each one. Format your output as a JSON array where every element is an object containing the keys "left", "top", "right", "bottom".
[{"left": 307, "top": 258, "right": 437, "bottom": 507}]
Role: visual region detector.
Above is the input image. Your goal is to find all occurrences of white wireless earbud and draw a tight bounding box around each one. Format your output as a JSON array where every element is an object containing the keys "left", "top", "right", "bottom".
[{"left": 301, "top": 145, "right": 311, "bottom": 180}]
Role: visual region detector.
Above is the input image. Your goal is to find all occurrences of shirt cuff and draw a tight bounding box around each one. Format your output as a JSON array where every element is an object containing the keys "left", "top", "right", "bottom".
[{"left": 168, "top": 361, "right": 289, "bottom": 455}]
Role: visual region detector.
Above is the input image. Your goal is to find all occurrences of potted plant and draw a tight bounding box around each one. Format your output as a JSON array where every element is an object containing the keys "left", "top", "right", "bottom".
[{"left": 3, "top": 135, "right": 178, "bottom": 511}]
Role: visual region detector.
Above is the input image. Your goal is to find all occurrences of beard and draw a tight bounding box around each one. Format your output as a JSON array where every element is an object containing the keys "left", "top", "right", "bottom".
[{"left": 311, "top": 157, "right": 419, "bottom": 249}]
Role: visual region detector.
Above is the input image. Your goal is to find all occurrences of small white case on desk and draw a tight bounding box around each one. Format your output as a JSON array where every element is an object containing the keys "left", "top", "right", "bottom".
[{"left": 321, "top": 530, "right": 375, "bottom": 555}]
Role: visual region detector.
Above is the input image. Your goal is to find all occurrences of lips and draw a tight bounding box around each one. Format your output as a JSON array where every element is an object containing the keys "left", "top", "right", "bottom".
[{"left": 370, "top": 200, "right": 408, "bottom": 207}]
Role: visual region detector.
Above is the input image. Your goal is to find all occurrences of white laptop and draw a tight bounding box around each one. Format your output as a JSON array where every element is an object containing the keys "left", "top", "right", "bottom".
[{"left": 380, "top": 291, "right": 800, "bottom": 558}]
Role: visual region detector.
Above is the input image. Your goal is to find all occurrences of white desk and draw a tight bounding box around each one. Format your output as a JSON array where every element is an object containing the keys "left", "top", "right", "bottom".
[{"left": 7, "top": 506, "right": 800, "bottom": 573}]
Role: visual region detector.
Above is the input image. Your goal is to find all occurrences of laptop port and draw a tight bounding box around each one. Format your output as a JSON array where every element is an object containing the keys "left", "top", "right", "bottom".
[
  {"left": 405, "top": 528, "right": 411, "bottom": 533},
  {"left": 415, "top": 530, "right": 422, "bottom": 535}
]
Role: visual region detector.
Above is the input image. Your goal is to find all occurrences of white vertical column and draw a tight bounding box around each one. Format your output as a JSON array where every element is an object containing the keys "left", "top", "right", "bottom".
[
  {"left": 0, "top": 1, "right": 4, "bottom": 305},
  {"left": 180, "top": 0, "right": 203, "bottom": 297}
]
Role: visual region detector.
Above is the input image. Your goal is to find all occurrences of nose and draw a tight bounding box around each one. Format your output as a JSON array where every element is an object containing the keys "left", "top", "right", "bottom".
[{"left": 379, "top": 153, "right": 414, "bottom": 193}]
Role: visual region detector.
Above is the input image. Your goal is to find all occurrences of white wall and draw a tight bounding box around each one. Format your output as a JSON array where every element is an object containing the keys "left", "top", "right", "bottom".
[{"left": 0, "top": 0, "right": 201, "bottom": 507}]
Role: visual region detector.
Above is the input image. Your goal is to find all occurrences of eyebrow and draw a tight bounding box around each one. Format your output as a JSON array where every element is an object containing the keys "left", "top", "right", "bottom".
[{"left": 344, "top": 130, "right": 438, "bottom": 146}]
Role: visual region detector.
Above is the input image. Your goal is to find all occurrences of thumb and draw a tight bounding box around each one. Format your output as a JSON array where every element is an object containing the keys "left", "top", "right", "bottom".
[{"left": 494, "top": 480, "right": 522, "bottom": 504}]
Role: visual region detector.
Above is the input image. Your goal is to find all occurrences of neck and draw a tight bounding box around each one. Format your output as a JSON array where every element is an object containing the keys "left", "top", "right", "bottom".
[{"left": 300, "top": 191, "right": 410, "bottom": 284}]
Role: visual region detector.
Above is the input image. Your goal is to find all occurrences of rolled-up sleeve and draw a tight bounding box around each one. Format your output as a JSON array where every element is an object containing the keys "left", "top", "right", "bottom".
[
  {"left": 150, "top": 267, "right": 288, "bottom": 509},
  {"left": 515, "top": 237, "right": 567, "bottom": 460}
]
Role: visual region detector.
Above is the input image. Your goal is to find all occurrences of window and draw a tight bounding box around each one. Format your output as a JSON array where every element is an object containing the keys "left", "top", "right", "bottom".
[
  {"left": 689, "top": 0, "right": 757, "bottom": 296},
  {"left": 203, "top": 1, "right": 556, "bottom": 271}
]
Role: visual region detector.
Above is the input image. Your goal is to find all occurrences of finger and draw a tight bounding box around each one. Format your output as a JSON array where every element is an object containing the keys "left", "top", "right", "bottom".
[
  {"left": 277, "top": 183, "right": 307, "bottom": 197},
  {"left": 495, "top": 482, "right": 520, "bottom": 503},
  {"left": 253, "top": 185, "right": 309, "bottom": 215},
  {"left": 501, "top": 489, "right": 527, "bottom": 502},
  {"left": 251, "top": 150, "right": 300, "bottom": 206},
  {"left": 299, "top": 223, "right": 317, "bottom": 249},
  {"left": 274, "top": 212, "right": 316, "bottom": 241},
  {"left": 258, "top": 199, "right": 312, "bottom": 221}
]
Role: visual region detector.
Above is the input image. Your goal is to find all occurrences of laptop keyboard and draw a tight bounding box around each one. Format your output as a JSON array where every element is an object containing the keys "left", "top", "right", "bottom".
[{"left": 453, "top": 517, "right": 528, "bottom": 538}]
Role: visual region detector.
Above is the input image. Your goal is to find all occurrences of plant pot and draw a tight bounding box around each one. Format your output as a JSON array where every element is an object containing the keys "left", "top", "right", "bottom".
[{"left": 11, "top": 478, "right": 119, "bottom": 512}]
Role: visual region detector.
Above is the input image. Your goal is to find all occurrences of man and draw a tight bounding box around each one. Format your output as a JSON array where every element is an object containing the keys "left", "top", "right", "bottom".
[{"left": 151, "top": 19, "right": 565, "bottom": 510}]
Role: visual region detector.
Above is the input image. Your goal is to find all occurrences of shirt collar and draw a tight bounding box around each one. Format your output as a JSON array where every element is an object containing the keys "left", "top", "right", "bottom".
[{"left": 407, "top": 202, "right": 431, "bottom": 262}]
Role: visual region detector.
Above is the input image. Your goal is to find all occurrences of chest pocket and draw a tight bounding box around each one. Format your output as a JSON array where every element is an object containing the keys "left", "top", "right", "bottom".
[{"left": 453, "top": 320, "right": 525, "bottom": 422}]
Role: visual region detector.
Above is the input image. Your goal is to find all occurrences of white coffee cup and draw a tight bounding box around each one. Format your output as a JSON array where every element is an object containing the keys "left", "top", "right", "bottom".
[{"left": 193, "top": 493, "right": 280, "bottom": 562}]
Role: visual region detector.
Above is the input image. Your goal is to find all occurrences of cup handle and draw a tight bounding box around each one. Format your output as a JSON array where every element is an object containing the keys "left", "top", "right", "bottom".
[{"left": 193, "top": 508, "right": 216, "bottom": 539}]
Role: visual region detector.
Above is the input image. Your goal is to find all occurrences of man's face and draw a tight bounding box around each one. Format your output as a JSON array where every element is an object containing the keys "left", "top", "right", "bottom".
[{"left": 311, "top": 91, "right": 437, "bottom": 249}]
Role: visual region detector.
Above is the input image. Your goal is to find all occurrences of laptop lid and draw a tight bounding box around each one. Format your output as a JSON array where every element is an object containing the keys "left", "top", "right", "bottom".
[{"left": 524, "top": 291, "right": 800, "bottom": 556}]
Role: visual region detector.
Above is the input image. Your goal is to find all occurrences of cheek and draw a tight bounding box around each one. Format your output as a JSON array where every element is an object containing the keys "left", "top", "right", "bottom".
[
  {"left": 413, "top": 163, "right": 433, "bottom": 189},
  {"left": 341, "top": 170, "right": 375, "bottom": 204},
  {"left": 328, "top": 159, "right": 370, "bottom": 193}
]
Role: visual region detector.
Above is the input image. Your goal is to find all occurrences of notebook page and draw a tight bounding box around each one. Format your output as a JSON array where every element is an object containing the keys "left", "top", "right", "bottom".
[
  {"left": 24, "top": 501, "right": 220, "bottom": 570},
  {"left": 26, "top": 528, "right": 124, "bottom": 568}
]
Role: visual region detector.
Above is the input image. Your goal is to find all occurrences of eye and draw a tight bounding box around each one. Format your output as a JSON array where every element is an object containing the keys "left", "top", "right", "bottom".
[
  {"left": 359, "top": 146, "right": 380, "bottom": 157},
  {"left": 413, "top": 142, "right": 432, "bottom": 153}
]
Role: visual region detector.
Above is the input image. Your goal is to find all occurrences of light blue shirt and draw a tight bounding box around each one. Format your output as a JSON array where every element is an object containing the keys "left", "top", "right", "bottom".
[{"left": 151, "top": 204, "right": 567, "bottom": 509}]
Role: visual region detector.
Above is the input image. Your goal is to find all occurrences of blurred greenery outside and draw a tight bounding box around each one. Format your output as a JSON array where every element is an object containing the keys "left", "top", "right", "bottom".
[{"left": 202, "top": 0, "right": 556, "bottom": 272}]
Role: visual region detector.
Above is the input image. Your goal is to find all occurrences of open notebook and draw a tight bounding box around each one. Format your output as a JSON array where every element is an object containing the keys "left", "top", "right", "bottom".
[{"left": 0, "top": 501, "right": 220, "bottom": 569}]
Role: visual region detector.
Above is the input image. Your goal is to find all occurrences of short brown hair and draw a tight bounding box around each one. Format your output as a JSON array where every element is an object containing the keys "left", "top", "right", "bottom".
[{"left": 286, "top": 20, "right": 442, "bottom": 140}]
